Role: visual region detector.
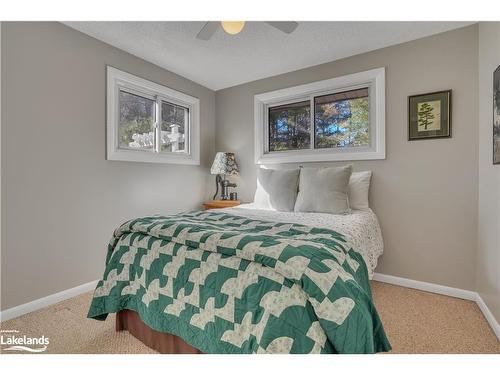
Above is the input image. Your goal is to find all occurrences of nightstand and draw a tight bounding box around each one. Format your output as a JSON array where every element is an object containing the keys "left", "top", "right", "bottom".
[{"left": 202, "top": 200, "right": 240, "bottom": 210}]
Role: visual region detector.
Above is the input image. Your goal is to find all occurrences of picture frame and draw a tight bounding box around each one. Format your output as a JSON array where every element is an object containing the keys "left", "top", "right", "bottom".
[
  {"left": 408, "top": 90, "right": 451, "bottom": 141},
  {"left": 493, "top": 65, "right": 500, "bottom": 164}
]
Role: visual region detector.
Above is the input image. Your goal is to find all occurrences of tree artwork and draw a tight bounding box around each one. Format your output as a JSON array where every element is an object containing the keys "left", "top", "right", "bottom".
[
  {"left": 417, "top": 102, "right": 435, "bottom": 131},
  {"left": 409, "top": 91, "right": 450, "bottom": 140}
]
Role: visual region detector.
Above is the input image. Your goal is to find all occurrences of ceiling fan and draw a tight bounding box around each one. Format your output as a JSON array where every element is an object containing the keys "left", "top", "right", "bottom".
[{"left": 196, "top": 21, "right": 299, "bottom": 40}]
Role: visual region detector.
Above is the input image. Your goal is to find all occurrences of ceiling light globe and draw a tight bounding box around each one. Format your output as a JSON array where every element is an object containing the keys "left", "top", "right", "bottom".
[{"left": 221, "top": 21, "right": 245, "bottom": 35}]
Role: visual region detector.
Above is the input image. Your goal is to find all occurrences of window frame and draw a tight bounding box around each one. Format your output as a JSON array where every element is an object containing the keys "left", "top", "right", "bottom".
[
  {"left": 106, "top": 66, "right": 200, "bottom": 165},
  {"left": 254, "top": 67, "right": 385, "bottom": 164}
]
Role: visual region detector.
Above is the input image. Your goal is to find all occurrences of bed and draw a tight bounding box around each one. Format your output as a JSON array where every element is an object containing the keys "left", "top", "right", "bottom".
[
  {"left": 87, "top": 206, "right": 389, "bottom": 354},
  {"left": 223, "top": 204, "right": 384, "bottom": 280}
]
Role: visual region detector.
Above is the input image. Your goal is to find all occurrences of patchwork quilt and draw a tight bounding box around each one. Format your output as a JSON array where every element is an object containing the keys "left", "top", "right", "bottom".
[{"left": 88, "top": 211, "right": 391, "bottom": 354}]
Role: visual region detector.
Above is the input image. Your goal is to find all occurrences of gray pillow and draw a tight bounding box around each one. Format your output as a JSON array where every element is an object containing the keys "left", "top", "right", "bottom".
[
  {"left": 253, "top": 168, "right": 300, "bottom": 211},
  {"left": 294, "top": 165, "right": 352, "bottom": 214}
]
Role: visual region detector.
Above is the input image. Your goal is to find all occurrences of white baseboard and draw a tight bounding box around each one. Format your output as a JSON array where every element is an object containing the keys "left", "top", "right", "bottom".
[
  {"left": 476, "top": 293, "right": 500, "bottom": 341},
  {"left": 373, "top": 273, "right": 477, "bottom": 300},
  {"left": 0, "top": 280, "right": 98, "bottom": 322},
  {"left": 374, "top": 272, "right": 499, "bottom": 341}
]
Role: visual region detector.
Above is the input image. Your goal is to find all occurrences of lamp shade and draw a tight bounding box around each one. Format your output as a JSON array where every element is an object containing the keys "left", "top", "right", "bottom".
[{"left": 210, "top": 152, "right": 239, "bottom": 175}]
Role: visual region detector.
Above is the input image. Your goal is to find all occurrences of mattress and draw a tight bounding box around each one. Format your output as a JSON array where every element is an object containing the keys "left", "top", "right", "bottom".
[{"left": 220, "top": 204, "right": 383, "bottom": 279}]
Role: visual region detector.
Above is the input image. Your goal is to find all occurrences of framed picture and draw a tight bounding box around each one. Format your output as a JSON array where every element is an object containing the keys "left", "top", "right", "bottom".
[
  {"left": 494, "top": 65, "right": 500, "bottom": 164},
  {"left": 408, "top": 90, "right": 451, "bottom": 141}
]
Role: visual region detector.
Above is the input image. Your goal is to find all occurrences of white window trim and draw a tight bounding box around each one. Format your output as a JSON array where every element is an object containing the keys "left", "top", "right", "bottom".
[
  {"left": 254, "top": 67, "right": 386, "bottom": 164},
  {"left": 106, "top": 66, "right": 200, "bottom": 165}
]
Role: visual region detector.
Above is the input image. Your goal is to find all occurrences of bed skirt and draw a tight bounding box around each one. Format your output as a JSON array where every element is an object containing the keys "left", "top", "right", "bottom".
[{"left": 115, "top": 310, "right": 203, "bottom": 354}]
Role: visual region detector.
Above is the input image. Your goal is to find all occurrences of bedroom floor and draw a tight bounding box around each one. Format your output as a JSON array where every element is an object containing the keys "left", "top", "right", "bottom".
[{"left": 1, "top": 281, "right": 499, "bottom": 354}]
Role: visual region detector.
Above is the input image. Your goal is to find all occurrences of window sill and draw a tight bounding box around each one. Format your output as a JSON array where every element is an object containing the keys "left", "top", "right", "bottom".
[
  {"left": 256, "top": 149, "right": 385, "bottom": 164},
  {"left": 107, "top": 148, "right": 200, "bottom": 165}
]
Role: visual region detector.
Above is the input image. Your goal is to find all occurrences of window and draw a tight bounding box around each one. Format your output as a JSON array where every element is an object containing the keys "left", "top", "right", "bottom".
[
  {"left": 106, "top": 66, "right": 200, "bottom": 164},
  {"left": 161, "top": 102, "right": 188, "bottom": 153},
  {"left": 119, "top": 91, "right": 156, "bottom": 151},
  {"left": 254, "top": 68, "right": 385, "bottom": 164},
  {"left": 269, "top": 101, "right": 310, "bottom": 151},
  {"left": 314, "top": 88, "right": 369, "bottom": 149}
]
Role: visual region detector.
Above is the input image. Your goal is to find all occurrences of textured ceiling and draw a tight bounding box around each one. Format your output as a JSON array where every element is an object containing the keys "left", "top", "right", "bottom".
[{"left": 64, "top": 21, "right": 473, "bottom": 90}]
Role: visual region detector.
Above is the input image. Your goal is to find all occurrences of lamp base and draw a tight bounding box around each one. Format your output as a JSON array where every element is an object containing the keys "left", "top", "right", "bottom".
[{"left": 213, "top": 174, "right": 236, "bottom": 201}]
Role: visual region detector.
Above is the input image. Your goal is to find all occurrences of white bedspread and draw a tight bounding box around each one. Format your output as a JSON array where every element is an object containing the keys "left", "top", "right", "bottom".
[{"left": 220, "top": 203, "right": 383, "bottom": 279}]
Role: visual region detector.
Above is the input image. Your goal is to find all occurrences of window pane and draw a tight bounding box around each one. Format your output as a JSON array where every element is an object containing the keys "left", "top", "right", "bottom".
[
  {"left": 314, "top": 88, "right": 369, "bottom": 149},
  {"left": 161, "top": 102, "right": 187, "bottom": 153},
  {"left": 268, "top": 101, "right": 311, "bottom": 152},
  {"left": 119, "top": 90, "right": 155, "bottom": 150}
]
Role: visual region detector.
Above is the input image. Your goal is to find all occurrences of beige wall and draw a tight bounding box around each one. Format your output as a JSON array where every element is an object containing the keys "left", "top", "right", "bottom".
[
  {"left": 477, "top": 22, "right": 500, "bottom": 321},
  {"left": 215, "top": 25, "right": 479, "bottom": 290},
  {"left": 1, "top": 22, "right": 215, "bottom": 309}
]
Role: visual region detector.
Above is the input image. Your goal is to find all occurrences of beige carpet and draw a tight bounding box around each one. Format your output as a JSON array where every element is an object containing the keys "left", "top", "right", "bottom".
[{"left": 1, "top": 281, "right": 498, "bottom": 354}]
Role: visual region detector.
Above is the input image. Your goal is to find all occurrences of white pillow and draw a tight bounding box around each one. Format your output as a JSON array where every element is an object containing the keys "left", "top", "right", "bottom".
[
  {"left": 294, "top": 165, "right": 352, "bottom": 214},
  {"left": 348, "top": 171, "right": 372, "bottom": 210},
  {"left": 253, "top": 168, "right": 300, "bottom": 211}
]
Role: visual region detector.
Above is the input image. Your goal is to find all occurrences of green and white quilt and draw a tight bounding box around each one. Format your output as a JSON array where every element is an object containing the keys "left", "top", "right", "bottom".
[{"left": 88, "top": 211, "right": 391, "bottom": 354}]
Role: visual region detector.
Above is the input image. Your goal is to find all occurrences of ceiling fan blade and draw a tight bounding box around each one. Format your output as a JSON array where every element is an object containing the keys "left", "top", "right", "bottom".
[
  {"left": 196, "top": 22, "right": 219, "bottom": 40},
  {"left": 265, "top": 21, "right": 299, "bottom": 34}
]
